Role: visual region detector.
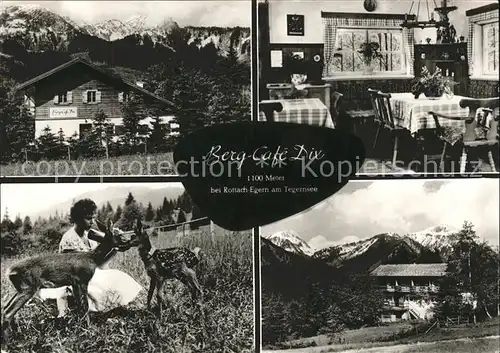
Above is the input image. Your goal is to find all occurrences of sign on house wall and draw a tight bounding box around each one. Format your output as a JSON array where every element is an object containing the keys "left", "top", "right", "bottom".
[{"left": 49, "top": 107, "right": 78, "bottom": 118}]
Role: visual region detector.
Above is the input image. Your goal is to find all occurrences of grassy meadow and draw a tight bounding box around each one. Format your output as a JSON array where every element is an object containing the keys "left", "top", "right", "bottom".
[
  {"left": 0, "top": 153, "right": 176, "bottom": 176},
  {"left": 263, "top": 319, "right": 499, "bottom": 353},
  {"left": 1, "top": 225, "right": 255, "bottom": 353}
]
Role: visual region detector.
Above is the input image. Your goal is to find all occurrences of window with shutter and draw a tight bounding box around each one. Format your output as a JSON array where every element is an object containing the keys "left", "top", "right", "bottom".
[
  {"left": 96, "top": 91, "right": 101, "bottom": 103},
  {"left": 60, "top": 93, "right": 68, "bottom": 104},
  {"left": 118, "top": 92, "right": 124, "bottom": 102},
  {"left": 67, "top": 91, "right": 73, "bottom": 103},
  {"left": 82, "top": 90, "right": 88, "bottom": 103},
  {"left": 85, "top": 90, "right": 98, "bottom": 103},
  {"left": 53, "top": 95, "right": 60, "bottom": 104}
]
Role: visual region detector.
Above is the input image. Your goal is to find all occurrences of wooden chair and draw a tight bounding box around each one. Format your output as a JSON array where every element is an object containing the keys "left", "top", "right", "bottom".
[
  {"left": 429, "top": 97, "right": 499, "bottom": 173},
  {"left": 368, "top": 88, "right": 405, "bottom": 167},
  {"left": 329, "top": 91, "right": 343, "bottom": 128},
  {"left": 345, "top": 107, "right": 375, "bottom": 135},
  {"left": 258, "top": 101, "right": 283, "bottom": 122}
]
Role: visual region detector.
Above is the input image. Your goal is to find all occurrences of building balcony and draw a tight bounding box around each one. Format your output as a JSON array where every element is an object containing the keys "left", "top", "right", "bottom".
[
  {"left": 386, "top": 285, "right": 395, "bottom": 292},
  {"left": 382, "top": 285, "right": 441, "bottom": 293},
  {"left": 396, "top": 285, "right": 411, "bottom": 293},
  {"left": 428, "top": 285, "right": 440, "bottom": 293},
  {"left": 383, "top": 302, "right": 409, "bottom": 310},
  {"left": 412, "top": 285, "right": 429, "bottom": 293}
]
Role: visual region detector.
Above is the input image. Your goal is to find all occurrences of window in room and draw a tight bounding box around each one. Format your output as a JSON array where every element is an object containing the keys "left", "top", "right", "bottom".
[
  {"left": 482, "top": 21, "right": 499, "bottom": 76},
  {"left": 331, "top": 28, "right": 405, "bottom": 75}
]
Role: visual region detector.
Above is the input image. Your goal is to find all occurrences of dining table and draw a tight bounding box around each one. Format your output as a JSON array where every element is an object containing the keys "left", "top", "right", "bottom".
[
  {"left": 258, "top": 98, "right": 335, "bottom": 129},
  {"left": 389, "top": 92, "right": 469, "bottom": 144}
]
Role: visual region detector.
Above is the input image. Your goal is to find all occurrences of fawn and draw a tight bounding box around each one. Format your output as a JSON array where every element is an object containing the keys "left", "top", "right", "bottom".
[
  {"left": 129, "top": 219, "right": 203, "bottom": 317},
  {"left": 1, "top": 219, "right": 132, "bottom": 350}
]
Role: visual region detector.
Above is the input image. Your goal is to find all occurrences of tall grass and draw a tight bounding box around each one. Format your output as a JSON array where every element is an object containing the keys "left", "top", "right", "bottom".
[
  {"left": 0, "top": 153, "right": 176, "bottom": 176},
  {"left": 1, "top": 225, "right": 255, "bottom": 352}
]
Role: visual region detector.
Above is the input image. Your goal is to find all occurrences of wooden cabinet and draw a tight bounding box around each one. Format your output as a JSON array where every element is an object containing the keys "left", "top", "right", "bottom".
[
  {"left": 414, "top": 43, "right": 468, "bottom": 96},
  {"left": 267, "top": 83, "right": 331, "bottom": 111}
]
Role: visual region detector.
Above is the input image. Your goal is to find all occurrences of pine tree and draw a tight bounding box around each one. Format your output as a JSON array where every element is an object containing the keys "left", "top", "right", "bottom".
[
  {"left": 120, "top": 94, "right": 144, "bottom": 150},
  {"left": 125, "top": 192, "right": 135, "bottom": 207},
  {"left": 56, "top": 128, "right": 68, "bottom": 158},
  {"left": 118, "top": 202, "right": 143, "bottom": 230},
  {"left": 161, "top": 197, "right": 174, "bottom": 219},
  {"left": 434, "top": 221, "right": 497, "bottom": 322},
  {"left": 148, "top": 114, "right": 167, "bottom": 153},
  {"left": 92, "top": 109, "right": 111, "bottom": 154},
  {"left": 1, "top": 208, "right": 15, "bottom": 233},
  {"left": 177, "top": 191, "right": 193, "bottom": 213},
  {"left": 114, "top": 205, "right": 123, "bottom": 222},
  {"left": 154, "top": 207, "right": 162, "bottom": 222},
  {"left": 145, "top": 202, "right": 155, "bottom": 222},
  {"left": 67, "top": 132, "right": 79, "bottom": 158},
  {"left": 23, "top": 216, "right": 32, "bottom": 234},
  {"left": 0, "top": 71, "right": 34, "bottom": 163},
  {"left": 3, "top": 207, "right": 9, "bottom": 221},
  {"left": 105, "top": 201, "right": 113, "bottom": 214},
  {"left": 37, "top": 126, "right": 59, "bottom": 160},
  {"left": 13, "top": 215, "right": 23, "bottom": 230}
]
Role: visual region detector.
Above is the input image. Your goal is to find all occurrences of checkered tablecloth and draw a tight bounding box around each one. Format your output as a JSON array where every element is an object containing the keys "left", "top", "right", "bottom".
[
  {"left": 390, "top": 93, "right": 469, "bottom": 135},
  {"left": 258, "top": 98, "right": 334, "bottom": 129}
]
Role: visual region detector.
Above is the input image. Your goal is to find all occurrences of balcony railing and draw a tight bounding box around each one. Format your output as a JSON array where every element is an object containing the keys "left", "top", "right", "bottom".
[
  {"left": 383, "top": 302, "right": 409, "bottom": 309},
  {"left": 396, "top": 285, "right": 411, "bottom": 292},
  {"left": 382, "top": 285, "right": 440, "bottom": 293},
  {"left": 428, "top": 285, "right": 440, "bottom": 293},
  {"left": 412, "top": 286, "right": 429, "bottom": 293}
]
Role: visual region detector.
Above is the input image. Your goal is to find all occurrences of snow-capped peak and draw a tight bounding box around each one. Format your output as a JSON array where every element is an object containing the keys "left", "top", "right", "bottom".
[
  {"left": 6, "top": 4, "right": 44, "bottom": 13},
  {"left": 336, "top": 237, "right": 378, "bottom": 260},
  {"left": 405, "top": 224, "right": 458, "bottom": 250},
  {"left": 125, "top": 15, "right": 148, "bottom": 31},
  {"left": 264, "top": 230, "right": 316, "bottom": 256}
]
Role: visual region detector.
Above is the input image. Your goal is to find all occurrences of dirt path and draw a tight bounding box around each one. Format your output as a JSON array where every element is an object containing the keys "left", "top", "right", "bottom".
[{"left": 261, "top": 335, "right": 500, "bottom": 353}]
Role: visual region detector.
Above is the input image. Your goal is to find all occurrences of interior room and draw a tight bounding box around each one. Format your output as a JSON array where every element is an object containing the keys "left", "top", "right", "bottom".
[{"left": 257, "top": 0, "right": 499, "bottom": 174}]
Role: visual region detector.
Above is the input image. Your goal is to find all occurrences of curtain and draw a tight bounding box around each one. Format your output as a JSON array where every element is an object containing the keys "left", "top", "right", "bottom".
[
  {"left": 402, "top": 27, "right": 414, "bottom": 76},
  {"left": 467, "top": 10, "right": 499, "bottom": 76},
  {"left": 322, "top": 21, "right": 337, "bottom": 78}
]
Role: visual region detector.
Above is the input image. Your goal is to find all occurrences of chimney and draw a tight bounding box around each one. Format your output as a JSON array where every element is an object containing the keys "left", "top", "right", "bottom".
[{"left": 136, "top": 81, "right": 144, "bottom": 88}]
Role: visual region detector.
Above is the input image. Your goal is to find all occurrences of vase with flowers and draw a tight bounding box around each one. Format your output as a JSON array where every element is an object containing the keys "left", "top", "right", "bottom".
[
  {"left": 283, "top": 52, "right": 310, "bottom": 86},
  {"left": 358, "top": 41, "right": 384, "bottom": 75},
  {"left": 411, "top": 66, "right": 455, "bottom": 99}
]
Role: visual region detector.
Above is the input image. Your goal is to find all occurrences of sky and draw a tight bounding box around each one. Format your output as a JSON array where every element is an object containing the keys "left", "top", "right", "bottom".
[
  {"left": 1, "top": 1, "right": 250, "bottom": 27},
  {"left": 0, "top": 182, "right": 183, "bottom": 219},
  {"left": 261, "top": 179, "right": 499, "bottom": 248}
]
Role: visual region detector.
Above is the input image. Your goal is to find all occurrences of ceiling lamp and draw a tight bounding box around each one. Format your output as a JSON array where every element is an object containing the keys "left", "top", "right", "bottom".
[{"left": 401, "top": 0, "right": 457, "bottom": 29}]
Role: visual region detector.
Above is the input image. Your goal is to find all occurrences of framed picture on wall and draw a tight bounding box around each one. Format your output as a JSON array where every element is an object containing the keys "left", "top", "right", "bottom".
[{"left": 287, "top": 14, "right": 304, "bottom": 36}]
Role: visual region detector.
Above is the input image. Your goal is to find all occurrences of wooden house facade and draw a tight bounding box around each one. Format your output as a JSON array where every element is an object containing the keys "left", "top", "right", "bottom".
[
  {"left": 370, "top": 263, "right": 447, "bottom": 322},
  {"left": 16, "top": 57, "right": 176, "bottom": 139}
]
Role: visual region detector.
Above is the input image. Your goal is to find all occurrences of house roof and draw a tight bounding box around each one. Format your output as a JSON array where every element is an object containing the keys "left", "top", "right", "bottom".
[
  {"left": 370, "top": 263, "right": 448, "bottom": 277},
  {"left": 15, "top": 57, "right": 175, "bottom": 108}
]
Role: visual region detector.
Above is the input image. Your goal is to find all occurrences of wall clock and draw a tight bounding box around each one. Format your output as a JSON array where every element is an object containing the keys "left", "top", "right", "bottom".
[
  {"left": 364, "top": 0, "right": 377, "bottom": 12},
  {"left": 287, "top": 14, "right": 304, "bottom": 36}
]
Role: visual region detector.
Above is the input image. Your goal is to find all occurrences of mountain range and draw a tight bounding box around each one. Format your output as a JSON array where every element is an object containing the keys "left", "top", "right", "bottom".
[
  {"left": 0, "top": 4, "right": 251, "bottom": 84},
  {"left": 0, "top": 5, "right": 250, "bottom": 56},
  {"left": 262, "top": 225, "right": 458, "bottom": 273}
]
